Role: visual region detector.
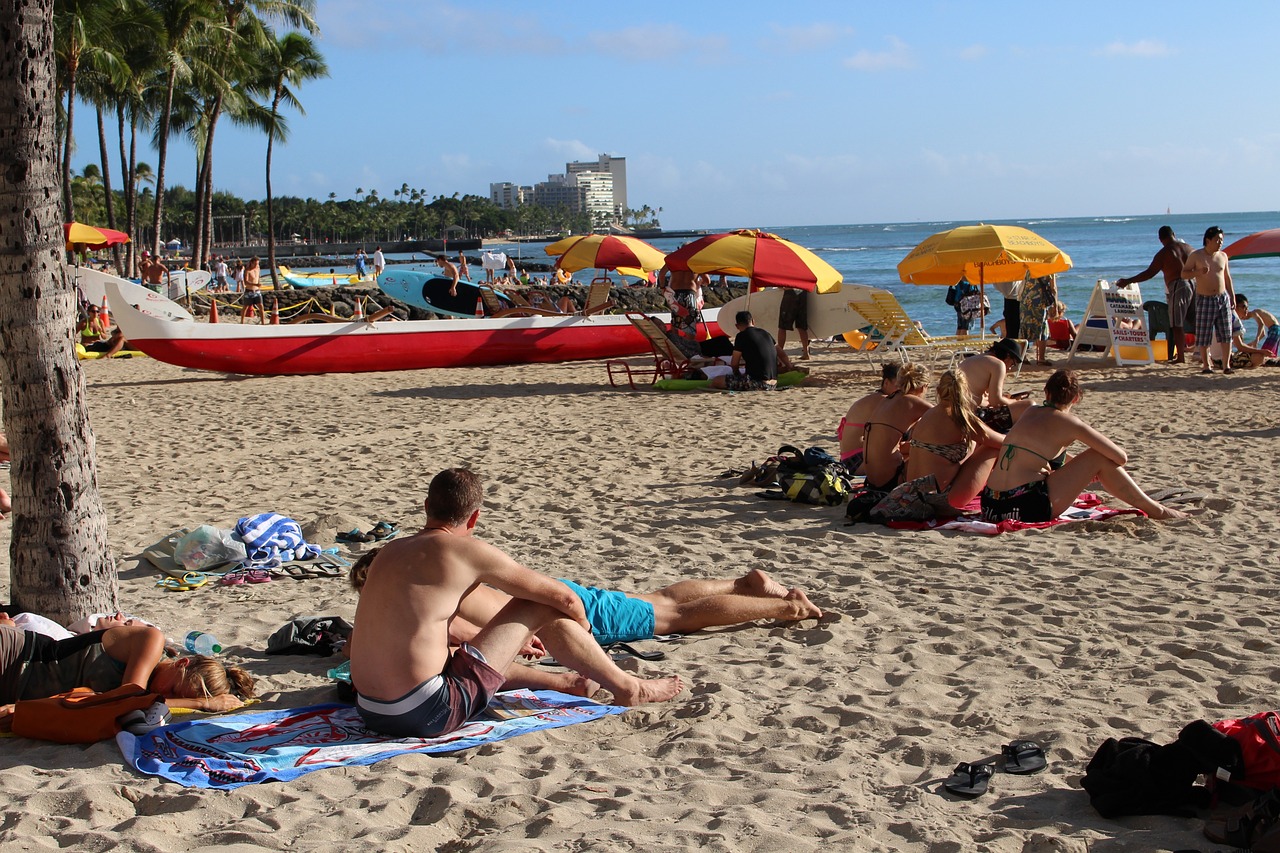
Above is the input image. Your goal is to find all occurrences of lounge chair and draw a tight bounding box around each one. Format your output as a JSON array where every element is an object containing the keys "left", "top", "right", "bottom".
[
  {"left": 480, "top": 281, "right": 616, "bottom": 319},
  {"left": 606, "top": 312, "right": 722, "bottom": 390},
  {"left": 848, "top": 291, "right": 981, "bottom": 368}
]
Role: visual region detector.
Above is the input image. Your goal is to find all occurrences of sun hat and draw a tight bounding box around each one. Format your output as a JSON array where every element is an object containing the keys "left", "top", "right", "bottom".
[{"left": 989, "top": 337, "right": 1028, "bottom": 364}]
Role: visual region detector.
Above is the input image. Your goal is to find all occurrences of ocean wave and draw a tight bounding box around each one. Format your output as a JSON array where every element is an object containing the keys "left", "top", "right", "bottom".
[{"left": 1097, "top": 217, "right": 1137, "bottom": 223}]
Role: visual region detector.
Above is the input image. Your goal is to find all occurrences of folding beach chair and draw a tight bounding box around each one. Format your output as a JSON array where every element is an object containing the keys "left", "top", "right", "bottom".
[
  {"left": 849, "top": 291, "right": 980, "bottom": 369},
  {"left": 606, "top": 312, "right": 719, "bottom": 389}
]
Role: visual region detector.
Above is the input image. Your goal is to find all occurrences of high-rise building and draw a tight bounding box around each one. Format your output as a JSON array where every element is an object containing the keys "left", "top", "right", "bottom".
[
  {"left": 566, "top": 154, "right": 627, "bottom": 216},
  {"left": 488, "top": 182, "right": 524, "bottom": 209}
]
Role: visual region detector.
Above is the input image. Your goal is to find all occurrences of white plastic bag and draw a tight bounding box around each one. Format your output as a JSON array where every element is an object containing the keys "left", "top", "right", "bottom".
[{"left": 174, "top": 524, "right": 246, "bottom": 570}]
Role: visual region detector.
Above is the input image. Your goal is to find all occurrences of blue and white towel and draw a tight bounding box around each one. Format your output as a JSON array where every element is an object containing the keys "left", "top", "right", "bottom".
[{"left": 234, "top": 513, "right": 320, "bottom": 569}]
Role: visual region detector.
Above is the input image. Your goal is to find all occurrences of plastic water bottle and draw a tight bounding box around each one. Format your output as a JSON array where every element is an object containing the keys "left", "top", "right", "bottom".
[{"left": 184, "top": 631, "right": 222, "bottom": 655}]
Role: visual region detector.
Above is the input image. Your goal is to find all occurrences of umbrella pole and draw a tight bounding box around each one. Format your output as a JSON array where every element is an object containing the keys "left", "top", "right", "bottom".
[{"left": 978, "top": 267, "right": 986, "bottom": 344}]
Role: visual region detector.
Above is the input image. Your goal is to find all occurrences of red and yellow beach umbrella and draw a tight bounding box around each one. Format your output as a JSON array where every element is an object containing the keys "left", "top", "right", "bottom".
[
  {"left": 664, "top": 229, "right": 842, "bottom": 293},
  {"left": 544, "top": 234, "right": 667, "bottom": 275},
  {"left": 63, "top": 221, "right": 130, "bottom": 251}
]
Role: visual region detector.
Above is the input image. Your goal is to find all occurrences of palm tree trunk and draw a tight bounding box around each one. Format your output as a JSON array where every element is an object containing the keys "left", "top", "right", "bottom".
[
  {"left": 0, "top": 0, "right": 117, "bottom": 623},
  {"left": 61, "top": 54, "right": 79, "bottom": 222},
  {"left": 96, "top": 105, "right": 123, "bottom": 275},
  {"left": 265, "top": 92, "right": 282, "bottom": 289},
  {"left": 151, "top": 65, "right": 178, "bottom": 258}
]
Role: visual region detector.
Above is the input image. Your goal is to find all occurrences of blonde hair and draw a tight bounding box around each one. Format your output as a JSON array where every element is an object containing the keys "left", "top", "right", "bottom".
[
  {"left": 178, "top": 656, "right": 256, "bottom": 699},
  {"left": 1051, "top": 300, "right": 1067, "bottom": 318},
  {"left": 897, "top": 362, "right": 929, "bottom": 394},
  {"left": 936, "top": 370, "right": 983, "bottom": 439}
]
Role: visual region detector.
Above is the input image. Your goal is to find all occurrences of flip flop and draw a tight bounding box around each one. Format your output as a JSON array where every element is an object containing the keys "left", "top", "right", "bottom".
[
  {"left": 336, "top": 528, "right": 374, "bottom": 544},
  {"left": 218, "top": 570, "right": 246, "bottom": 586},
  {"left": 1204, "top": 788, "right": 1280, "bottom": 846},
  {"left": 604, "top": 642, "right": 666, "bottom": 662},
  {"left": 944, "top": 762, "right": 994, "bottom": 797},
  {"left": 156, "top": 571, "right": 208, "bottom": 592},
  {"left": 1001, "top": 740, "right": 1048, "bottom": 775},
  {"left": 1147, "top": 487, "right": 1189, "bottom": 502},
  {"left": 1164, "top": 491, "right": 1209, "bottom": 506},
  {"left": 368, "top": 521, "right": 399, "bottom": 541},
  {"left": 245, "top": 569, "right": 272, "bottom": 584}
]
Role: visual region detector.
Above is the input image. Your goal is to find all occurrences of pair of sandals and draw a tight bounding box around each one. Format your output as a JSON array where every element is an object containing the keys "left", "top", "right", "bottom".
[
  {"left": 156, "top": 571, "right": 209, "bottom": 592},
  {"left": 336, "top": 521, "right": 398, "bottom": 544},
  {"left": 944, "top": 740, "right": 1048, "bottom": 798},
  {"left": 219, "top": 568, "right": 271, "bottom": 585},
  {"left": 1205, "top": 787, "right": 1280, "bottom": 849}
]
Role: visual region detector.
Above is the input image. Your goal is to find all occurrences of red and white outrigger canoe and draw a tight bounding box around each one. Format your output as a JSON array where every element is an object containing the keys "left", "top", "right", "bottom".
[{"left": 106, "top": 282, "right": 721, "bottom": 376}]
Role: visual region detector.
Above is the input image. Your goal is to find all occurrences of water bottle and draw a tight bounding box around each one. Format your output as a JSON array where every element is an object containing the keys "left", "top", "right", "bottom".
[{"left": 184, "top": 631, "right": 222, "bottom": 655}]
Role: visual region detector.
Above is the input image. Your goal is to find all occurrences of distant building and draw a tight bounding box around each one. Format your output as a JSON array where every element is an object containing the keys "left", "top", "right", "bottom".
[
  {"left": 489, "top": 182, "right": 527, "bottom": 209},
  {"left": 567, "top": 154, "right": 627, "bottom": 216},
  {"left": 531, "top": 174, "right": 585, "bottom": 212}
]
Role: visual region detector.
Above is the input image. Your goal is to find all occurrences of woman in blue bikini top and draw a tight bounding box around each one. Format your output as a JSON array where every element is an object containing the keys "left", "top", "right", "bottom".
[{"left": 983, "top": 370, "right": 1188, "bottom": 521}]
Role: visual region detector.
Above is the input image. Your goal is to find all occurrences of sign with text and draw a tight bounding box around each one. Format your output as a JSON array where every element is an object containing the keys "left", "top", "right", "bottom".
[{"left": 1067, "top": 280, "right": 1154, "bottom": 367}]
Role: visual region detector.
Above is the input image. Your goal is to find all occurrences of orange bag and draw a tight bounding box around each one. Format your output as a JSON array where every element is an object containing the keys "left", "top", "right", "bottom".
[{"left": 11, "top": 684, "right": 162, "bottom": 743}]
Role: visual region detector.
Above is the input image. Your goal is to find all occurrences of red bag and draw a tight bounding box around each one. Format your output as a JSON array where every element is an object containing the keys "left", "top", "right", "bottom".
[
  {"left": 11, "top": 685, "right": 162, "bottom": 743},
  {"left": 1212, "top": 711, "right": 1280, "bottom": 791}
]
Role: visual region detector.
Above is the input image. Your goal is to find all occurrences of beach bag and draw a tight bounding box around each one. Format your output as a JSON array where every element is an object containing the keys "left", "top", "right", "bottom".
[
  {"left": 266, "top": 616, "right": 354, "bottom": 656},
  {"left": 945, "top": 285, "right": 958, "bottom": 306},
  {"left": 869, "top": 474, "right": 955, "bottom": 521},
  {"left": 174, "top": 524, "right": 246, "bottom": 571},
  {"left": 958, "top": 292, "right": 990, "bottom": 321},
  {"left": 774, "top": 445, "right": 851, "bottom": 506},
  {"left": 1211, "top": 711, "right": 1280, "bottom": 793},
  {"left": 11, "top": 685, "right": 164, "bottom": 743}
]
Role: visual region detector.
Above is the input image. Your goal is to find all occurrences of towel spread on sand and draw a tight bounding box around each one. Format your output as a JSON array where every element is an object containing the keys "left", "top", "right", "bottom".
[
  {"left": 116, "top": 690, "right": 625, "bottom": 789},
  {"left": 234, "top": 513, "right": 320, "bottom": 569},
  {"left": 886, "top": 492, "right": 1143, "bottom": 535}
]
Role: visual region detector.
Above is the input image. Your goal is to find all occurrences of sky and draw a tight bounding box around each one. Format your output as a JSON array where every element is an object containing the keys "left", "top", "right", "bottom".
[{"left": 72, "top": 0, "right": 1280, "bottom": 230}]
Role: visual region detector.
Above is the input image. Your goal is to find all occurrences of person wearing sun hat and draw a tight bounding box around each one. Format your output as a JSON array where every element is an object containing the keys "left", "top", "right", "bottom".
[{"left": 958, "top": 337, "right": 1034, "bottom": 434}]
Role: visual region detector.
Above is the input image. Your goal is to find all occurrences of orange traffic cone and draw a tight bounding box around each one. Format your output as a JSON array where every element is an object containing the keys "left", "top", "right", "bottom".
[
  {"left": 271, "top": 298, "right": 280, "bottom": 325},
  {"left": 208, "top": 298, "right": 219, "bottom": 323},
  {"left": 99, "top": 296, "right": 111, "bottom": 327},
  {"left": 474, "top": 294, "right": 484, "bottom": 317},
  {"left": 332, "top": 275, "right": 337, "bottom": 286},
  {"left": 354, "top": 298, "right": 364, "bottom": 320}
]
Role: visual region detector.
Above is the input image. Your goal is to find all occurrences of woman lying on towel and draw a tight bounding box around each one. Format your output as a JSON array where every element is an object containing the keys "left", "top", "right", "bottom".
[
  {"left": 0, "top": 616, "right": 255, "bottom": 727},
  {"left": 860, "top": 362, "right": 931, "bottom": 493},
  {"left": 836, "top": 362, "right": 901, "bottom": 476},
  {"left": 980, "top": 369, "right": 1189, "bottom": 523}
]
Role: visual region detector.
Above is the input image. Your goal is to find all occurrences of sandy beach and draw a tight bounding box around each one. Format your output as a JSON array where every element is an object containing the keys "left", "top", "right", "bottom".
[{"left": 1, "top": 350, "right": 1275, "bottom": 852}]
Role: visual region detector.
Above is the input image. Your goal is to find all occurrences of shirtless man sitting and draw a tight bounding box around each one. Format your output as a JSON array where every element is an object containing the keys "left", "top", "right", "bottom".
[
  {"left": 956, "top": 337, "right": 1034, "bottom": 433},
  {"left": 349, "top": 468, "right": 684, "bottom": 738}
]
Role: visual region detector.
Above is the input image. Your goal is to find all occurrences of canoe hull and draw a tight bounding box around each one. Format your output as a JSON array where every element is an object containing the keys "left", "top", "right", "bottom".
[{"left": 107, "top": 282, "right": 720, "bottom": 376}]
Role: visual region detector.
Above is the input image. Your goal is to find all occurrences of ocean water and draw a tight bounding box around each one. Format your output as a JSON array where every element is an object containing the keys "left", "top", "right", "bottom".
[{"left": 312, "top": 211, "right": 1280, "bottom": 336}]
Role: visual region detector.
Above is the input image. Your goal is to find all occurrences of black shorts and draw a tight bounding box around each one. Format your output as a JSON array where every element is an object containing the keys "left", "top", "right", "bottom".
[
  {"left": 243, "top": 291, "right": 264, "bottom": 306},
  {"left": 778, "top": 289, "right": 808, "bottom": 331}
]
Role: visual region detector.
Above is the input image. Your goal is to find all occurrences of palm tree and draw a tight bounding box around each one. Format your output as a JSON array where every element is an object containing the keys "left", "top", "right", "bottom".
[
  {"left": 255, "top": 29, "right": 327, "bottom": 287},
  {"left": 1, "top": 0, "right": 117, "bottom": 622}
]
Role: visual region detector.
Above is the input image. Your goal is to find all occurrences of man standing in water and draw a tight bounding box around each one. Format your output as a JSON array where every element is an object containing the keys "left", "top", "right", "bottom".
[
  {"left": 349, "top": 468, "right": 683, "bottom": 738},
  {"left": 1116, "top": 226, "right": 1194, "bottom": 364},
  {"left": 1181, "top": 226, "right": 1236, "bottom": 375}
]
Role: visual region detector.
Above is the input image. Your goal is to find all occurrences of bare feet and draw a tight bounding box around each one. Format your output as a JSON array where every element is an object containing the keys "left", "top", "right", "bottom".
[
  {"left": 740, "top": 568, "right": 790, "bottom": 599},
  {"left": 610, "top": 674, "right": 684, "bottom": 706},
  {"left": 1148, "top": 504, "right": 1190, "bottom": 520},
  {"left": 784, "top": 588, "right": 823, "bottom": 619}
]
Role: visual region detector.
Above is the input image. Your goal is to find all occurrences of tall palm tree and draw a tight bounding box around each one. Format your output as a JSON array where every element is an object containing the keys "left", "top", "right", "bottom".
[
  {"left": 1, "top": 0, "right": 117, "bottom": 622},
  {"left": 255, "top": 29, "right": 326, "bottom": 286},
  {"left": 148, "top": 0, "right": 220, "bottom": 258}
]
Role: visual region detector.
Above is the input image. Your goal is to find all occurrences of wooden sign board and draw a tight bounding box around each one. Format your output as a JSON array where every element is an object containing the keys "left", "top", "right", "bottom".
[{"left": 1066, "top": 280, "right": 1154, "bottom": 367}]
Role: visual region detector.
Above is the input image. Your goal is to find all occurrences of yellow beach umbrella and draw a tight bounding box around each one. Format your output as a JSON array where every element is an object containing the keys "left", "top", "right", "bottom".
[
  {"left": 544, "top": 234, "right": 667, "bottom": 274},
  {"left": 897, "top": 223, "right": 1072, "bottom": 286}
]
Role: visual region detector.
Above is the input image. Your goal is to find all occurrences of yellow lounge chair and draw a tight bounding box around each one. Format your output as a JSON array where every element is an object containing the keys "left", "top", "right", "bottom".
[{"left": 848, "top": 291, "right": 981, "bottom": 368}]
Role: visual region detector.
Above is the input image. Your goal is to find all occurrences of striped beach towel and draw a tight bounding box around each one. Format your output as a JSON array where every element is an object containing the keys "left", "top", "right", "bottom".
[{"left": 234, "top": 513, "right": 320, "bottom": 569}]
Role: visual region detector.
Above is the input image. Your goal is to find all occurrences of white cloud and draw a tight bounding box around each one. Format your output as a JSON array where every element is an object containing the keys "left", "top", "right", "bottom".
[
  {"left": 541, "top": 138, "right": 597, "bottom": 163},
  {"left": 958, "top": 44, "right": 987, "bottom": 61},
  {"left": 843, "top": 36, "right": 914, "bottom": 72},
  {"left": 585, "top": 25, "right": 728, "bottom": 62},
  {"left": 1099, "top": 39, "right": 1173, "bottom": 58},
  {"left": 766, "top": 23, "right": 856, "bottom": 53}
]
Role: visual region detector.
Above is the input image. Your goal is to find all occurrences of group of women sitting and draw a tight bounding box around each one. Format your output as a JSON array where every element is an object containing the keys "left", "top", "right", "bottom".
[{"left": 838, "top": 362, "right": 1189, "bottom": 523}]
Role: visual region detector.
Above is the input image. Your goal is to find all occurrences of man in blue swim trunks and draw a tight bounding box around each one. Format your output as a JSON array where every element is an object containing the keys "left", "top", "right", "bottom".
[{"left": 349, "top": 468, "right": 685, "bottom": 739}]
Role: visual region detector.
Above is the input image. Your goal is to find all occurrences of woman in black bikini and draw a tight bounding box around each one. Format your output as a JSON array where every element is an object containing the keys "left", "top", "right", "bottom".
[
  {"left": 904, "top": 370, "right": 1005, "bottom": 510},
  {"left": 980, "top": 370, "right": 1188, "bottom": 523},
  {"left": 837, "top": 363, "right": 901, "bottom": 475},
  {"left": 861, "top": 362, "right": 931, "bottom": 492}
]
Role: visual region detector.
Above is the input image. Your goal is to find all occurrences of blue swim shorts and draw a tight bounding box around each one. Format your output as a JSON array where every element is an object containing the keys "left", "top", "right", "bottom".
[{"left": 559, "top": 579, "right": 655, "bottom": 645}]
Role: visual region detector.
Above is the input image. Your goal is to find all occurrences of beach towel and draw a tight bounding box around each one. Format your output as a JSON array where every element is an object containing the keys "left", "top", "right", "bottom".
[
  {"left": 885, "top": 492, "right": 1143, "bottom": 535},
  {"left": 116, "top": 690, "right": 625, "bottom": 789},
  {"left": 234, "top": 513, "right": 321, "bottom": 569}
]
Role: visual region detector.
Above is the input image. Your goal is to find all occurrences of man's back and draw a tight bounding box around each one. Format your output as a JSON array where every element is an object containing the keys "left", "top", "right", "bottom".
[
  {"left": 735, "top": 326, "right": 777, "bottom": 380},
  {"left": 957, "top": 353, "right": 1004, "bottom": 406},
  {"left": 351, "top": 532, "right": 481, "bottom": 699}
]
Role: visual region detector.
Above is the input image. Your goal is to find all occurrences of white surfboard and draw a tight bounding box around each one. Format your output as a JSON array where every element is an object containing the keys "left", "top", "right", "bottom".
[
  {"left": 717, "top": 285, "right": 880, "bottom": 339},
  {"left": 165, "top": 269, "right": 211, "bottom": 298},
  {"left": 74, "top": 267, "right": 194, "bottom": 323}
]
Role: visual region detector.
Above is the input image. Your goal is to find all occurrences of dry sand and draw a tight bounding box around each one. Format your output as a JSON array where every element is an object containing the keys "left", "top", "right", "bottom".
[{"left": 1, "top": 349, "right": 1275, "bottom": 852}]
